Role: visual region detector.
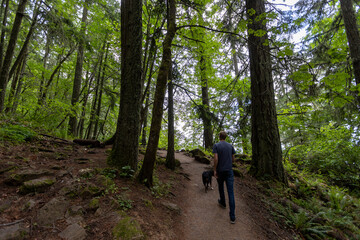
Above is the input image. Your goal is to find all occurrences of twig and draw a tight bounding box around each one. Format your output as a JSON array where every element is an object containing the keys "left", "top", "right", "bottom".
[{"left": 0, "top": 218, "right": 25, "bottom": 227}]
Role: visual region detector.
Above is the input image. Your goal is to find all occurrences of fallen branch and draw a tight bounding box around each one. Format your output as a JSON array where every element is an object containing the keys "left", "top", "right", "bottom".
[
  {"left": 0, "top": 218, "right": 25, "bottom": 227},
  {"left": 39, "top": 134, "right": 72, "bottom": 143}
]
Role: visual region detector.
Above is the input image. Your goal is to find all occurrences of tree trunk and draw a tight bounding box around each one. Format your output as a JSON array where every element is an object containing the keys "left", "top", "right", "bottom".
[
  {"left": 10, "top": 56, "right": 26, "bottom": 114},
  {"left": 9, "top": 0, "right": 39, "bottom": 82},
  {"left": 38, "top": 34, "right": 51, "bottom": 104},
  {"left": 0, "top": 0, "right": 10, "bottom": 71},
  {"left": 199, "top": 53, "right": 213, "bottom": 149},
  {"left": 246, "top": 0, "right": 286, "bottom": 184},
  {"left": 69, "top": 0, "right": 89, "bottom": 136},
  {"left": 339, "top": 0, "right": 360, "bottom": 104},
  {"left": 86, "top": 49, "right": 104, "bottom": 139},
  {"left": 139, "top": 34, "right": 159, "bottom": 139},
  {"left": 166, "top": 64, "right": 176, "bottom": 170},
  {"left": 39, "top": 48, "right": 75, "bottom": 103},
  {"left": 108, "top": 0, "right": 143, "bottom": 171},
  {"left": 138, "top": 0, "right": 176, "bottom": 187},
  {"left": 141, "top": 92, "right": 150, "bottom": 146},
  {"left": 93, "top": 41, "right": 108, "bottom": 139},
  {"left": 78, "top": 69, "right": 92, "bottom": 138},
  {"left": 6, "top": 49, "right": 27, "bottom": 113},
  {"left": 0, "top": 0, "right": 28, "bottom": 113}
]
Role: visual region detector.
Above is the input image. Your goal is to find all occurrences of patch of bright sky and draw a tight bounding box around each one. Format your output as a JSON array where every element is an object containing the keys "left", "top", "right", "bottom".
[{"left": 272, "top": 0, "right": 307, "bottom": 45}]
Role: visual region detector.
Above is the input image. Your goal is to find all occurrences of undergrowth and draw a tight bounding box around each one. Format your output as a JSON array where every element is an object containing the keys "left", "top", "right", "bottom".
[
  {"left": 0, "top": 122, "right": 36, "bottom": 143},
  {"left": 265, "top": 160, "right": 360, "bottom": 240}
]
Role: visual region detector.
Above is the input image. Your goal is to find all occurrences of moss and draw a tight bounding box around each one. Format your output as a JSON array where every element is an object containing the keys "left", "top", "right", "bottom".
[
  {"left": 143, "top": 199, "right": 153, "bottom": 210},
  {"left": 88, "top": 198, "right": 100, "bottom": 210},
  {"left": 80, "top": 184, "right": 104, "bottom": 198},
  {"left": 112, "top": 212, "right": 144, "bottom": 240},
  {"left": 19, "top": 177, "right": 56, "bottom": 194}
]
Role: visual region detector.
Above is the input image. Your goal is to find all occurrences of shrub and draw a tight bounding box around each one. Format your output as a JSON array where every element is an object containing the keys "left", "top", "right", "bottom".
[{"left": 0, "top": 123, "right": 36, "bottom": 142}]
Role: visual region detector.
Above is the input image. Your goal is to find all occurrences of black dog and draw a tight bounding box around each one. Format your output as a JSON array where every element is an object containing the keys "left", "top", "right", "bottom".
[{"left": 202, "top": 170, "right": 214, "bottom": 192}]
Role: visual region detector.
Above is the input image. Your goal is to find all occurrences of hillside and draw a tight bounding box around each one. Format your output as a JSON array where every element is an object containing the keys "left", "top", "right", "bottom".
[{"left": 0, "top": 135, "right": 297, "bottom": 240}]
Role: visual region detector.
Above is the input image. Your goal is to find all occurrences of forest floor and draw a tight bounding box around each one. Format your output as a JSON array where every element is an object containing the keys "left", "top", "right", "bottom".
[{"left": 0, "top": 135, "right": 298, "bottom": 239}]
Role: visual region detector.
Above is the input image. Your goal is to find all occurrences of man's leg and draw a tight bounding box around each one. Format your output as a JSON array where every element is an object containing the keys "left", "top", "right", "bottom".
[
  {"left": 225, "top": 170, "right": 235, "bottom": 221},
  {"left": 217, "top": 172, "right": 226, "bottom": 208}
]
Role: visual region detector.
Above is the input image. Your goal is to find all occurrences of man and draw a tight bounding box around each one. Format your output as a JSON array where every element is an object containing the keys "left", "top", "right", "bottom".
[{"left": 213, "top": 131, "right": 236, "bottom": 224}]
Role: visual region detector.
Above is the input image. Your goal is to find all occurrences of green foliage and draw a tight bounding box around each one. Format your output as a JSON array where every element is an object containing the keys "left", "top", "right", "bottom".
[
  {"left": 100, "top": 168, "right": 118, "bottom": 179},
  {"left": 287, "top": 123, "right": 360, "bottom": 190},
  {"left": 117, "top": 195, "right": 133, "bottom": 211},
  {"left": 286, "top": 210, "right": 329, "bottom": 239},
  {"left": 119, "top": 166, "right": 135, "bottom": 178},
  {"left": 270, "top": 162, "right": 360, "bottom": 240},
  {"left": 150, "top": 173, "right": 171, "bottom": 198},
  {"left": 0, "top": 123, "right": 37, "bottom": 142}
]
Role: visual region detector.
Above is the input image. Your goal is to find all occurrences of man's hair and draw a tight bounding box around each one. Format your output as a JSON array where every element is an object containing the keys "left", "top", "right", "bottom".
[{"left": 219, "top": 131, "right": 227, "bottom": 140}]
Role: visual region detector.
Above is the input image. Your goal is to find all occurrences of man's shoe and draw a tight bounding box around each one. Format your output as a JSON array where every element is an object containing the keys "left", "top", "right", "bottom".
[
  {"left": 218, "top": 199, "right": 226, "bottom": 209},
  {"left": 230, "top": 218, "right": 236, "bottom": 224}
]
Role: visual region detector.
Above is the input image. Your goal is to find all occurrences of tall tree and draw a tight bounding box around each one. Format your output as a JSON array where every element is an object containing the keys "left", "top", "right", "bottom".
[
  {"left": 108, "top": 0, "right": 143, "bottom": 170},
  {"left": 69, "top": 0, "right": 89, "bottom": 136},
  {"left": 138, "top": 0, "right": 177, "bottom": 187},
  {"left": 199, "top": 52, "right": 213, "bottom": 149},
  {"left": 0, "top": 0, "right": 28, "bottom": 112},
  {"left": 188, "top": 7, "right": 214, "bottom": 150},
  {"left": 339, "top": 0, "right": 360, "bottom": 100},
  {"left": 166, "top": 63, "right": 175, "bottom": 170},
  {"left": 246, "top": 0, "right": 286, "bottom": 183},
  {"left": 0, "top": 0, "right": 10, "bottom": 70}
]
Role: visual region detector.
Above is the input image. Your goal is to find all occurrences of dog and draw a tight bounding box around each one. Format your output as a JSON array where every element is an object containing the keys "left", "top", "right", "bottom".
[{"left": 202, "top": 170, "right": 214, "bottom": 192}]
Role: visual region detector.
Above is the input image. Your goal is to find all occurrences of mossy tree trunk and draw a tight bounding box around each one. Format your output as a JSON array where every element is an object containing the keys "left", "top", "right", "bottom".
[
  {"left": 339, "top": 0, "right": 360, "bottom": 104},
  {"left": 108, "top": 0, "right": 143, "bottom": 171},
  {"left": 246, "top": 0, "right": 286, "bottom": 184},
  {"left": 199, "top": 53, "right": 213, "bottom": 150}
]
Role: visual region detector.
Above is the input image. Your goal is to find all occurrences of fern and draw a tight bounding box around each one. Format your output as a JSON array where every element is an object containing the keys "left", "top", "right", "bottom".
[{"left": 0, "top": 124, "right": 36, "bottom": 142}]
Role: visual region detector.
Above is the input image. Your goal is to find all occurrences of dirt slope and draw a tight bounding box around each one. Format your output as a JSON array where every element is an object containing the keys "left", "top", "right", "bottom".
[{"left": 0, "top": 137, "right": 296, "bottom": 239}]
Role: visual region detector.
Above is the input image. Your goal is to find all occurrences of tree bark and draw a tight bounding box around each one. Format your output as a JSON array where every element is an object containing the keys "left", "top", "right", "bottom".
[
  {"left": 93, "top": 41, "right": 108, "bottom": 139},
  {"left": 5, "top": 49, "right": 27, "bottom": 113},
  {"left": 9, "top": 0, "right": 39, "bottom": 82},
  {"left": 246, "top": 0, "right": 286, "bottom": 184},
  {"left": 78, "top": 69, "right": 92, "bottom": 138},
  {"left": 166, "top": 64, "right": 176, "bottom": 170},
  {"left": 199, "top": 53, "right": 213, "bottom": 149},
  {"left": 138, "top": 0, "right": 176, "bottom": 187},
  {"left": 0, "top": 0, "right": 10, "bottom": 71},
  {"left": 108, "top": 0, "right": 143, "bottom": 171},
  {"left": 0, "top": 0, "right": 28, "bottom": 113},
  {"left": 339, "top": 0, "right": 360, "bottom": 104},
  {"left": 38, "top": 34, "right": 51, "bottom": 104},
  {"left": 69, "top": 0, "right": 89, "bottom": 136},
  {"left": 141, "top": 89, "right": 150, "bottom": 146},
  {"left": 86, "top": 45, "right": 105, "bottom": 140}
]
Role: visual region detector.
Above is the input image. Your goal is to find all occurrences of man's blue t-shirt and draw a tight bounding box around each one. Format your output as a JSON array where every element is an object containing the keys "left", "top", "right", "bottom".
[{"left": 212, "top": 141, "right": 236, "bottom": 172}]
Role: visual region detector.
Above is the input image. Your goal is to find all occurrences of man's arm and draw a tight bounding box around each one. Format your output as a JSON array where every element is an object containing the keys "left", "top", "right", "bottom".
[{"left": 213, "top": 153, "right": 218, "bottom": 178}]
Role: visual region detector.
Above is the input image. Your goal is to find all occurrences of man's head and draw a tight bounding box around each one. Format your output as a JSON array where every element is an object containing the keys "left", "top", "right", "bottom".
[{"left": 219, "top": 131, "right": 227, "bottom": 140}]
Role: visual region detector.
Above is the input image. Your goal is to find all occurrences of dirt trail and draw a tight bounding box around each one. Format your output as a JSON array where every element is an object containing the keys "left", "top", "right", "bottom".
[{"left": 157, "top": 150, "right": 272, "bottom": 240}]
